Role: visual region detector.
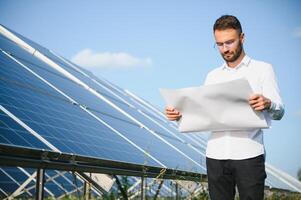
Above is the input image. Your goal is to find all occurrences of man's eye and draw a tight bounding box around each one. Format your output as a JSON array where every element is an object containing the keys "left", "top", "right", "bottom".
[
  {"left": 216, "top": 43, "right": 223, "bottom": 46},
  {"left": 225, "top": 40, "right": 235, "bottom": 45}
]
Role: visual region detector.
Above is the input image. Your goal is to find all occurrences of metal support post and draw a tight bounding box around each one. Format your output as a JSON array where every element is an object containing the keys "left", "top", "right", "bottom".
[
  {"left": 35, "top": 168, "right": 45, "bottom": 200},
  {"left": 176, "top": 182, "right": 179, "bottom": 200},
  {"left": 141, "top": 177, "right": 145, "bottom": 200}
]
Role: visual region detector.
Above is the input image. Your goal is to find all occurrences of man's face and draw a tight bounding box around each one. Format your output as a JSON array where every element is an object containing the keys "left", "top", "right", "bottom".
[{"left": 214, "top": 29, "right": 244, "bottom": 63}]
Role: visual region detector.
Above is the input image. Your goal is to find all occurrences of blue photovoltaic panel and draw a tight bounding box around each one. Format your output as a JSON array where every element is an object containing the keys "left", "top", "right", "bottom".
[
  {"left": 26, "top": 170, "right": 86, "bottom": 198},
  {"left": 30, "top": 65, "right": 202, "bottom": 172},
  {"left": 41, "top": 54, "right": 208, "bottom": 170},
  {"left": 0, "top": 109, "right": 50, "bottom": 150},
  {"left": 0, "top": 46, "right": 159, "bottom": 167},
  {"left": 60, "top": 66, "right": 208, "bottom": 164},
  {"left": 79, "top": 70, "right": 208, "bottom": 148},
  {"left": 46, "top": 171, "right": 80, "bottom": 193},
  {"left": 0, "top": 167, "right": 87, "bottom": 199},
  {"left": 2, "top": 27, "right": 200, "bottom": 142},
  {"left": 0, "top": 33, "right": 204, "bottom": 173},
  {"left": 0, "top": 168, "right": 21, "bottom": 197},
  {"left": 82, "top": 72, "right": 209, "bottom": 153},
  {"left": 0, "top": 167, "right": 34, "bottom": 198},
  {"left": 29, "top": 62, "right": 201, "bottom": 171},
  {"left": 1, "top": 27, "right": 207, "bottom": 171}
]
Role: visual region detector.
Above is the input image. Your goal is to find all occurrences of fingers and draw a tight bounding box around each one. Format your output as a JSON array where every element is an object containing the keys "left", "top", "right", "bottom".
[
  {"left": 254, "top": 105, "right": 265, "bottom": 111},
  {"left": 249, "top": 94, "right": 261, "bottom": 101},
  {"left": 167, "top": 115, "right": 182, "bottom": 121},
  {"left": 249, "top": 94, "right": 264, "bottom": 106},
  {"left": 249, "top": 98, "right": 263, "bottom": 106},
  {"left": 249, "top": 99, "right": 257, "bottom": 106},
  {"left": 251, "top": 102, "right": 265, "bottom": 111},
  {"left": 165, "top": 108, "right": 179, "bottom": 114},
  {"left": 165, "top": 110, "right": 181, "bottom": 117},
  {"left": 249, "top": 94, "right": 270, "bottom": 111},
  {"left": 165, "top": 106, "right": 182, "bottom": 121},
  {"left": 165, "top": 106, "right": 175, "bottom": 112}
]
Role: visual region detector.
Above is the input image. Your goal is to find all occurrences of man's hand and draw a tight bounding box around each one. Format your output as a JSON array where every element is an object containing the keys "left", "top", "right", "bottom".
[
  {"left": 165, "top": 106, "right": 182, "bottom": 121},
  {"left": 249, "top": 94, "right": 271, "bottom": 111}
]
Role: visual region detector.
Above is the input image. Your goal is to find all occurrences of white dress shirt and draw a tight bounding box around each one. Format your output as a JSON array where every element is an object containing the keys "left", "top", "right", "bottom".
[{"left": 204, "top": 55, "right": 284, "bottom": 160}]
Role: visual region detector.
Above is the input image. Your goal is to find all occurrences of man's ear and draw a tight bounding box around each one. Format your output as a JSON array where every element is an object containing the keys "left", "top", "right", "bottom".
[{"left": 240, "top": 32, "right": 245, "bottom": 43}]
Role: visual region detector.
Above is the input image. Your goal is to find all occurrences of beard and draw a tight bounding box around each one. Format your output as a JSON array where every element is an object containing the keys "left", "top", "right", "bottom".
[{"left": 221, "top": 42, "right": 243, "bottom": 63}]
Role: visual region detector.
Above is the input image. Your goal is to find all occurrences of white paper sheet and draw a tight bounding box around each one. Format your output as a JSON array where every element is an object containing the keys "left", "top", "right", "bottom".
[{"left": 160, "top": 79, "right": 268, "bottom": 132}]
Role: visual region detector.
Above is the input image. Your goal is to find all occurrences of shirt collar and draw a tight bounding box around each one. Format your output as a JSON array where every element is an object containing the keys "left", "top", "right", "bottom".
[{"left": 222, "top": 55, "right": 251, "bottom": 71}]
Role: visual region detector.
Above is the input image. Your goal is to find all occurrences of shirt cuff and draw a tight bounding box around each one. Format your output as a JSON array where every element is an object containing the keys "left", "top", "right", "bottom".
[
  {"left": 269, "top": 101, "right": 276, "bottom": 111},
  {"left": 267, "top": 101, "right": 285, "bottom": 120}
]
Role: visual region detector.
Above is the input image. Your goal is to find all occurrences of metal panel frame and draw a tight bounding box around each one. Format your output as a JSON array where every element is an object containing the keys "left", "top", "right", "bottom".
[{"left": 0, "top": 144, "right": 205, "bottom": 181}]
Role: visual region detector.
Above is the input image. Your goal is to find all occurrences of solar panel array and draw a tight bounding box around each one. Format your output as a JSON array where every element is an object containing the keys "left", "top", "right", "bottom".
[
  {"left": 0, "top": 24, "right": 300, "bottom": 198},
  {"left": 0, "top": 26, "right": 207, "bottom": 173}
]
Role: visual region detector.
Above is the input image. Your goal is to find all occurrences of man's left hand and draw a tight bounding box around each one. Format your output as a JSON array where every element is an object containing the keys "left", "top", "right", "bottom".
[{"left": 249, "top": 94, "right": 271, "bottom": 111}]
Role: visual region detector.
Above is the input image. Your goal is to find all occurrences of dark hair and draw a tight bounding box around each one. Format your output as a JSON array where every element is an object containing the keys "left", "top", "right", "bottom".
[{"left": 213, "top": 15, "right": 242, "bottom": 34}]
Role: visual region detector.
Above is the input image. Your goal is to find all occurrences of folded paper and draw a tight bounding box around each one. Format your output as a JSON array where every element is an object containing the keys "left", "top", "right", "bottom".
[{"left": 160, "top": 79, "right": 268, "bottom": 132}]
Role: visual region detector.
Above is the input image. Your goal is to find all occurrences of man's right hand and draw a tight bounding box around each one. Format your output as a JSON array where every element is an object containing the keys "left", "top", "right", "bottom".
[{"left": 165, "top": 106, "right": 182, "bottom": 121}]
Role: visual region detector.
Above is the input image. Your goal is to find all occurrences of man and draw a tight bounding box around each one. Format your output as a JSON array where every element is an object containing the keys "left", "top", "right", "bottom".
[{"left": 165, "top": 15, "right": 284, "bottom": 200}]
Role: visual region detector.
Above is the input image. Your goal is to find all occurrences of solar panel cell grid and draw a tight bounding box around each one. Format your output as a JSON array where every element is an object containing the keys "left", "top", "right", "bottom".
[{"left": 0, "top": 53, "right": 159, "bottom": 167}]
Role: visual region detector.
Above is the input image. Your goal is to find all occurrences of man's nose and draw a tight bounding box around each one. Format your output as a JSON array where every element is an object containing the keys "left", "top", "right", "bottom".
[{"left": 221, "top": 47, "right": 230, "bottom": 54}]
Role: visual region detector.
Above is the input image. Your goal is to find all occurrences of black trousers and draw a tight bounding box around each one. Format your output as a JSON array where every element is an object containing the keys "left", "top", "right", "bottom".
[{"left": 206, "top": 155, "right": 266, "bottom": 200}]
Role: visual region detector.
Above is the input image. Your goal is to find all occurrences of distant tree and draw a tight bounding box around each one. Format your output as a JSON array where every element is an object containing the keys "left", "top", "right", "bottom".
[{"left": 298, "top": 168, "right": 301, "bottom": 182}]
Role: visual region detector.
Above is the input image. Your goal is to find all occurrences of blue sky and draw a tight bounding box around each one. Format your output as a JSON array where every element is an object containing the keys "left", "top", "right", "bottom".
[{"left": 0, "top": 0, "right": 300, "bottom": 178}]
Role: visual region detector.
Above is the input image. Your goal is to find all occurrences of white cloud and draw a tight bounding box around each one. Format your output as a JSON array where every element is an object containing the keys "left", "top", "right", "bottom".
[
  {"left": 71, "top": 48, "right": 152, "bottom": 69},
  {"left": 293, "top": 27, "right": 301, "bottom": 38}
]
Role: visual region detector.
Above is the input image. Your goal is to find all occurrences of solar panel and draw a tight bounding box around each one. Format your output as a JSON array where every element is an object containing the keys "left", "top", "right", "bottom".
[
  {"left": 0, "top": 109, "right": 50, "bottom": 150},
  {"left": 36, "top": 50, "right": 206, "bottom": 172},
  {"left": 0, "top": 48, "right": 160, "bottom": 167},
  {"left": 0, "top": 27, "right": 205, "bottom": 173},
  {"left": 0, "top": 167, "right": 30, "bottom": 197},
  {"left": 0, "top": 167, "right": 97, "bottom": 199}
]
